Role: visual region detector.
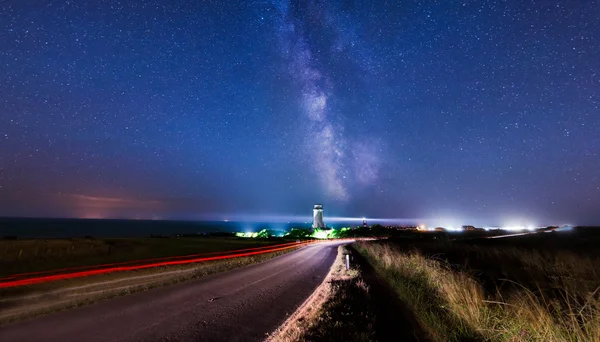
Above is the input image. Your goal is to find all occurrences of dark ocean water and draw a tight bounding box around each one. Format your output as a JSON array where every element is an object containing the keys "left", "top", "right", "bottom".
[{"left": 0, "top": 218, "right": 316, "bottom": 238}]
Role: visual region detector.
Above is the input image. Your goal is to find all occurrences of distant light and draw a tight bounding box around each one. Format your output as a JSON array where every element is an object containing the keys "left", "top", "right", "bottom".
[
  {"left": 312, "top": 229, "right": 331, "bottom": 239},
  {"left": 502, "top": 225, "right": 525, "bottom": 231},
  {"left": 555, "top": 225, "right": 574, "bottom": 232},
  {"left": 236, "top": 232, "right": 256, "bottom": 238},
  {"left": 445, "top": 226, "right": 462, "bottom": 232}
]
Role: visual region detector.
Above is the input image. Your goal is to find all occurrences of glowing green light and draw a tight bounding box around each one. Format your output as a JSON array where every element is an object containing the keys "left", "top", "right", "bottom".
[
  {"left": 235, "top": 228, "right": 274, "bottom": 238},
  {"left": 311, "top": 228, "right": 336, "bottom": 239},
  {"left": 235, "top": 232, "right": 258, "bottom": 238}
]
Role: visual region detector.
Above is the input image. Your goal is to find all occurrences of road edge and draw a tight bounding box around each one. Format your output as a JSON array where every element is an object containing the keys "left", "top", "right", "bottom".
[{"left": 265, "top": 242, "right": 350, "bottom": 342}]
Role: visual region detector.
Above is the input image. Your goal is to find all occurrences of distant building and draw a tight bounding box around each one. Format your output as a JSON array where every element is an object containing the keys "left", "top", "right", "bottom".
[
  {"left": 462, "top": 225, "right": 476, "bottom": 231},
  {"left": 434, "top": 227, "right": 446, "bottom": 232},
  {"left": 312, "top": 204, "right": 325, "bottom": 229},
  {"left": 363, "top": 220, "right": 367, "bottom": 227}
]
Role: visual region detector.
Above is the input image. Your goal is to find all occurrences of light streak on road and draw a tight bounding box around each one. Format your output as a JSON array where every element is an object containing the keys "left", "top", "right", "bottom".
[
  {"left": 0, "top": 241, "right": 302, "bottom": 282},
  {"left": 0, "top": 242, "right": 309, "bottom": 289},
  {"left": 487, "top": 232, "right": 535, "bottom": 239}
]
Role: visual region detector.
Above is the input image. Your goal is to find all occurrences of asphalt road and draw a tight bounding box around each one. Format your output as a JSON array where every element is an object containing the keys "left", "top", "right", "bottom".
[{"left": 0, "top": 241, "right": 347, "bottom": 342}]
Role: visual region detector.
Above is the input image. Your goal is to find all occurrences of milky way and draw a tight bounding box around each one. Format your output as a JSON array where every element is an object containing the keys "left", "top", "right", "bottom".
[
  {"left": 274, "top": 0, "right": 381, "bottom": 200},
  {"left": 0, "top": 1, "right": 599, "bottom": 225}
]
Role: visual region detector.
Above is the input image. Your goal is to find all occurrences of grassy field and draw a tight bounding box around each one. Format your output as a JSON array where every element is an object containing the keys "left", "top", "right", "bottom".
[
  {"left": 355, "top": 234, "right": 600, "bottom": 341},
  {"left": 0, "top": 237, "right": 300, "bottom": 325},
  {"left": 0, "top": 237, "right": 285, "bottom": 277}
]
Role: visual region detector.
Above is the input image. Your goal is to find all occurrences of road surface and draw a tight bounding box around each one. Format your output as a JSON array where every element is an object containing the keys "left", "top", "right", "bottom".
[{"left": 0, "top": 241, "right": 347, "bottom": 342}]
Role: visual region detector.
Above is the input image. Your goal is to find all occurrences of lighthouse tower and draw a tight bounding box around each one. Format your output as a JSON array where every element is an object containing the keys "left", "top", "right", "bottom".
[{"left": 312, "top": 204, "right": 325, "bottom": 229}]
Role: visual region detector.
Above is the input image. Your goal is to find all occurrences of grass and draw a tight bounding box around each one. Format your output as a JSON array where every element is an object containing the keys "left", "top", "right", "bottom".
[
  {"left": 0, "top": 238, "right": 299, "bottom": 325},
  {"left": 268, "top": 245, "right": 376, "bottom": 342},
  {"left": 270, "top": 244, "right": 422, "bottom": 342},
  {"left": 300, "top": 276, "right": 376, "bottom": 342},
  {"left": 0, "top": 237, "right": 284, "bottom": 277},
  {"left": 355, "top": 240, "right": 600, "bottom": 342}
]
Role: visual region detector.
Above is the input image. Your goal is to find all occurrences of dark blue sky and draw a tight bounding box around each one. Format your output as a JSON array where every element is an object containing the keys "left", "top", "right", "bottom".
[{"left": 1, "top": 0, "right": 599, "bottom": 226}]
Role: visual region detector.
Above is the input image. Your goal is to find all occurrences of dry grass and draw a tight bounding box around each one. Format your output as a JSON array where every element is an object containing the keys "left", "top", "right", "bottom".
[
  {"left": 355, "top": 241, "right": 600, "bottom": 342},
  {"left": 267, "top": 245, "right": 371, "bottom": 342}
]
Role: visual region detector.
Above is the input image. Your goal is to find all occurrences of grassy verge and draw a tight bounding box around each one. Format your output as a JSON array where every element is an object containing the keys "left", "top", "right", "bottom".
[
  {"left": 268, "top": 245, "right": 376, "bottom": 342},
  {"left": 355, "top": 240, "right": 600, "bottom": 341},
  {"left": 0, "top": 246, "right": 298, "bottom": 325},
  {"left": 270, "top": 243, "right": 422, "bottom": 342},
  {"left": 300, "top": 273, "right": 375, "bottom": 342}
]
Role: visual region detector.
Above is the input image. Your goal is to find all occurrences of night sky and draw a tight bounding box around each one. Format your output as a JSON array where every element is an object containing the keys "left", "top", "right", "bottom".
[{"left": 1, "top": 1, "right": 599, "bottom": 226}]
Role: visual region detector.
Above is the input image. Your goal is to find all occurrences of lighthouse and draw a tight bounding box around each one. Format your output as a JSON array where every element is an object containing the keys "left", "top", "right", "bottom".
[{"left": 312, "top": 204, "right": 325, "bottom": 229}]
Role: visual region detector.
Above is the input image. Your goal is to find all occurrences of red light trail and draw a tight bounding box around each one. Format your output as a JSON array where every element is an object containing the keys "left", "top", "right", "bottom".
[
  {"left": 0, "top": 241, "right": 301, "bottom": 282},
  {"left": 0, "top": 242, "right": 311, "bottom": 289}
]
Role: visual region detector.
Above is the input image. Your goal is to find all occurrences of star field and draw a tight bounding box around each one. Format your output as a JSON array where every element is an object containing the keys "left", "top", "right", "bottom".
[{"left": 1, "top": 0, "right": 599, "bottom": 225}]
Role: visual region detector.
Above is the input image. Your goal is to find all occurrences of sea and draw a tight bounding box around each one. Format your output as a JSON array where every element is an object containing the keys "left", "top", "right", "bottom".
[{"left": 0, "top": 217, "right": 323, "bottom": 239}]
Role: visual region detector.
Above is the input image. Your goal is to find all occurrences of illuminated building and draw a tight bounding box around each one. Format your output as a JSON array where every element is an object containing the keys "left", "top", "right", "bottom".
[{"left": 312, "top": 204, "right": 325, "bottom": 229}]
